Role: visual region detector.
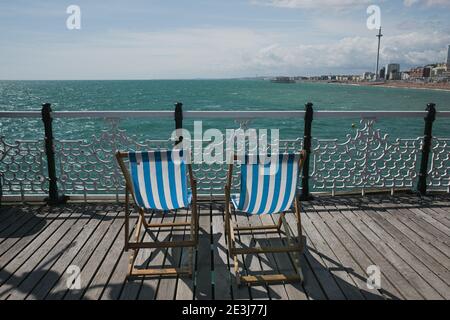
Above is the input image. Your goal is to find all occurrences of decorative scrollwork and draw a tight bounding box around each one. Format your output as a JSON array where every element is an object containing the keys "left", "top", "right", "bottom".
[
  {"left": 55, "top": 119, "right": 172, "bottom": 195},
  {"left": 429, "top": 138, "right": 450, "bottom": 191},
  {"left": 1, "top": 117, "right": 448, "bottom": 197},
  {"left": 0, "top": 136, "right": 48, "bottom": 194},
  {"left": 311, "top": 119, "right": 422, "bottom": 193}
]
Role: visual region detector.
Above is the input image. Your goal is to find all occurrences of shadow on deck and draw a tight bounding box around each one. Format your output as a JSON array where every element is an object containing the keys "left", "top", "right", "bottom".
[{"left": 0, "top": 194, "right": 449, "bottom": 300}]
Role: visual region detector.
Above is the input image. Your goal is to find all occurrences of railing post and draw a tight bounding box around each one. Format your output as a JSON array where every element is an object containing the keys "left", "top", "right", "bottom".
[
  {"left": 41, "top": 103, "right": 67, "bottom": 205},
  {"left": 174, "top": 102, "right": 183, "bottom": 146},
  {"left": 417, "top": 103, "right": 436, "bottom": 196},
  {"left": 300, "top": 102, "right": 314, "bottom": 201}
]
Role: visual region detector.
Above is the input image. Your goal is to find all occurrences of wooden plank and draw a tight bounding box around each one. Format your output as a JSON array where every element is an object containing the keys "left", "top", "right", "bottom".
[
  {"left": 301, "top": 207, "right": 364, "bottom": 300},
  {"left": 255, "top": 214, "right": 291, "bottom": 300},
  {"left": 369, "top": 201, "right": 450, "bottom": 258},
  {"left": 120, "top": 209, "right": 158, "bottom": 300},
  {"left": 288, "top": 204, "right": 346, "bottom": 300},
  {"left": 0, "top": 207, "right": 89, "bottom": 300},
  {"left": 336, "top": 203, "right": 443, "bottom": 300},
  {"left": 15, "top": 206, "right": 117, "bottom": 300},
  {"left": 260, "top": 212, "right": 308, "bottom": 300},
  {"left": 211, "top": 207, "right": 232, "bottom": 300},
  {"left": 154, "top": 210, "right": 188, "bottom": 300},
  {"left": 0, "top": 206, "right": 55, "bottom": 260},
  {"left": 426, "top": 206, "right": 450, "bottom": 221},
  {"left": 408, "top": 207, "right": 450, "bottom": 235},
  {"left": 7, "top": 206, "right": 110, "bottom": 300},
  {"left": 42, "top": 207, "right": 118, "bottom": 300},
  {"left": 0, "top": 207, "right": 28, "bottom": 231},
  {"left": 194, "top": 203, "right": 213, "bottom": 300},
  {"left": 82, "top": 213, "right": 134, "bottom": 300},
  {"left": 306, "top": 204, "right": 384, "bottom": 300},
  {"left": 367, "top": 203, "right": 450, "bottom": 272},
  {"left": 233, "top": 208, "right": 269, "bottom": 300},
  {"left": 366, "top": 202, "right": 450, "bottom": 276},
  {"left": 395, "top": 208, "right": 448, "bottom": 244},
  {"left": 281, "top": 212, "right": 327, "bottom": 300},
  {"left": 99, "top": 214, "right": 139, "bottom": 300},
  {"left": 346, "top": 207, "right": 450, "bottom": 298},
  {"left": 174, "top": 207, "right": 195, "bottom": 300},
  {"left": 0, "top": 207, "right": 82, "bottom": 299},
  {"left": 137, "top": 210, "right": 174, "bottom": 300},
  {"left": 0, "top": 207, "right": 16, "bottom": 225},
  {"left": 325, "top": 200, "right": 423, "bottom": 300},
  {"left": 418, "top": 207, "right": 450, "bottom": 228},
  {"left": 62, "top": 209, "right": 124, "bottom": 300},
  {"left": 301, "top": 206, "right": 399, "bottom": 300},
  {"left": 0, "top": 207, "right": 42, "bottom": 241},
  {"left": 1, "top": 194, "right": 448, "bottom": 300}
]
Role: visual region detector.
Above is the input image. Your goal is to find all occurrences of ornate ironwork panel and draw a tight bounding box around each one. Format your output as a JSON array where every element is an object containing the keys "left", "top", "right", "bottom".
[
  {"left": 429, "top": 138, "right": 450, "bottom": 191},
  {"left": 55, "top": 119, "right": 172, "bottom": 196},
  {"left": 1, "top": 116, "right": 448, "bottom": 198},
  {"left": 311, "top": 119, "right": 423, "bottom": 193},
  {"left": 0, "top": 136, "right": 48, "bottom": 195}
]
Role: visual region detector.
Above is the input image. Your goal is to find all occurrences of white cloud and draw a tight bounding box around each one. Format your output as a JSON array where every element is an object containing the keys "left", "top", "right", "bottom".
[
  {"left": 241, "top": 31, "right": 450, "bottom": 75},
  {"left": 1, "top": 27, "right": 448, "bottom": 79},
  {"left": 253, "top": 0, "right": 450, "bottom": 8},
  {"left": 252, "top": 0, "right": 373, "bottom": 9},
  {"left": 404, "top": 0, "right": 450, "bottom": 6}
]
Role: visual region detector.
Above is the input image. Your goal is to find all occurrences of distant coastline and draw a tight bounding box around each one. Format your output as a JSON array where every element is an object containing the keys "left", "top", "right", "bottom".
[{"left": 315, "top": 80, "right": 450, "bottom": 92}]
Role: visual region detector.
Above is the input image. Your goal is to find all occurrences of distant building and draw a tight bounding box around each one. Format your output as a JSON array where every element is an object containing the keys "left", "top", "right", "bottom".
[
  {"left": 432, "top": 66, "right": 447, "bottom": 77},
  {"left": 385, "top": 63, "right": 401, "bottom": 80},
  {"left": 409, "top": 67, "right": 431, "bottom": 79},
  {"left": 401, "top": 72, "right": 410, "bottom": 80},
  {"left": 362, "top": 72, "right": 375, "bottom": 81},
  {"left": 270, "top": 76, "right": 295, "bottom": 83},
  {"left": 379, "top": 67, "right": 386, "bottom": 79}
]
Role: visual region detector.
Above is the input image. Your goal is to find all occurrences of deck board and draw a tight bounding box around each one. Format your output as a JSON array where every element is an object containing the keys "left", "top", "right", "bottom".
[{"left": 1, "top": 194, "right": 449, "bottom": 300}]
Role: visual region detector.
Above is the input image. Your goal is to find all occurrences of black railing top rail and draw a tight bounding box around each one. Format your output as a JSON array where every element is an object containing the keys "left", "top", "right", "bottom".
[{"left": 1, "top": 110, "right": 450, "bottom": 119}]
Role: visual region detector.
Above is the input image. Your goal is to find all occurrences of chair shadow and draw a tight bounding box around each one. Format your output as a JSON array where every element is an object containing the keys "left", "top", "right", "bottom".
[
  {"left": 211, "top": 202, "right": 400, "bottom": 300},
  {"left": 306, "top": 193, "right": 450, "bottom": 213},
  {"left": 234, "top": 233, "right": 399, "bottom": 300},
  {"left": 0, "top": 207, "right": 47, "bottom": 238}
]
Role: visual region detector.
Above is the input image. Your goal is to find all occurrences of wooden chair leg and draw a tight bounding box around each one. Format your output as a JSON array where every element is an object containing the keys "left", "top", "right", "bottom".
[
  {"left": 293, "top": 197, "right": 304, "bottom": 282},
  {"left": 138, "top": 208, "right": 150, "bottom": 229},
  {"left": 277, "top": 212, "right": 286, "bottom": 231},
  {"left": 127, "top": 214, "right": 144, "bottom": 277},
  {"left": 124, "top": 188, "right": 130, "bottom": 252},
  {"left": 189, "top": 206, "right": 196, "bottom": 278},
  {"left": 228, "top": 219, "right": 242, "bottom": 286}
]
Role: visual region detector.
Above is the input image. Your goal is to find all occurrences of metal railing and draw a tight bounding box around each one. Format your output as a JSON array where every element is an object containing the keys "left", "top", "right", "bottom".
[{"left": 1, "top": 102, "right": 449, "bottom": 203}]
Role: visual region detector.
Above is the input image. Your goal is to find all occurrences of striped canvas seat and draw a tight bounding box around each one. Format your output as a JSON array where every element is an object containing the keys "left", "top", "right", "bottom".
[
  {"left": 231, "top": 153, "right": 301, "bottom": 215},
  {"left": 128, "top": 150, "right": 191, "bottom": 210}
]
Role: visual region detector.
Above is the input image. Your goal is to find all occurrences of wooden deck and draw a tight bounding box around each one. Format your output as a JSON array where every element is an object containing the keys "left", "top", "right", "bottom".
[{"left": 0, "top": 194, "right": 449, "bottom": 300}]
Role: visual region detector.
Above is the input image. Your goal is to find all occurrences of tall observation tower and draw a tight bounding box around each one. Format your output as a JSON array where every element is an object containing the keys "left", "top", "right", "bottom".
[
  {"left": 375, "top": 27, "right": 383, "bottom": 81},
  {"left": 447, "top": 44, "right": 450, "bottom": 70}
]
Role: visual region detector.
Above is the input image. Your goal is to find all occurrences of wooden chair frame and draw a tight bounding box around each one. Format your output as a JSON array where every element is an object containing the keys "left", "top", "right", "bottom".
[
  {"left": 116, "top": 151, "right": 199, "bottom": 279},
  {"left": 225, "top": 151, "right": 306, "bottom": 286}
]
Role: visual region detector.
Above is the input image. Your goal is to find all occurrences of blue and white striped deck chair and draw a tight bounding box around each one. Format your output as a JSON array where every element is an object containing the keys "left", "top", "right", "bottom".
[
  {"left": 116, "top": 149, "right": 198, "bottom": 278},
  {"left": 225, "top": 151, "right": 306, "bottom": 285}
]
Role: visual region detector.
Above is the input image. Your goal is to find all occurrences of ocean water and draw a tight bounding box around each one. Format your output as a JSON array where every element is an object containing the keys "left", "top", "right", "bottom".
[{"left": 1, "top": 80, "right": 449, "bottom": 143}]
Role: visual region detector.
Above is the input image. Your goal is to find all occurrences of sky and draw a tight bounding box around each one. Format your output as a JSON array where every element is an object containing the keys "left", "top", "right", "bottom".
[{"left": 0, "top": 0, "right": 449, "bottom": 80}]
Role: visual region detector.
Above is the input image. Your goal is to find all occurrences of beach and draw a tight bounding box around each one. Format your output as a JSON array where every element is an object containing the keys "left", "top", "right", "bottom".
[{"left": 329, "top": 80, "right": 450, "bottom": 92}]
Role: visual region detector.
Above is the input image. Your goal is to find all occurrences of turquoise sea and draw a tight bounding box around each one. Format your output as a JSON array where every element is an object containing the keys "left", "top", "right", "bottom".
[{"left": 1, "top": 80, "right": 449, "bottom": 142}]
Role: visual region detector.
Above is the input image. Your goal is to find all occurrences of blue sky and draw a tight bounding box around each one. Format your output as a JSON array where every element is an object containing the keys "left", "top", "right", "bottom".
[{"left": 0, "top": 0, "right": 449, "bottom": 79}]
